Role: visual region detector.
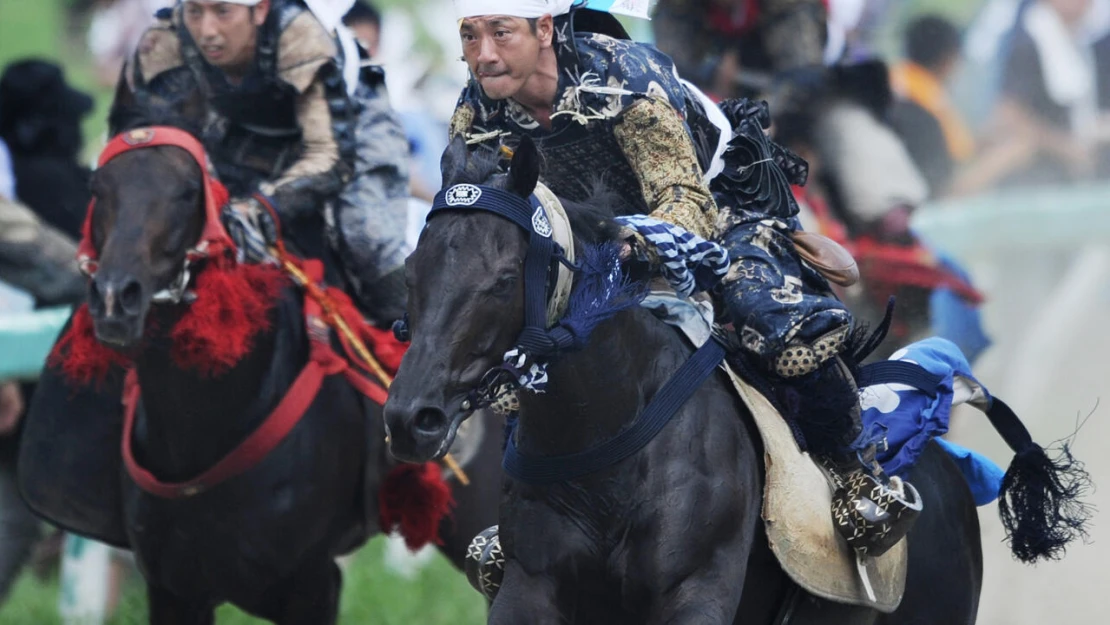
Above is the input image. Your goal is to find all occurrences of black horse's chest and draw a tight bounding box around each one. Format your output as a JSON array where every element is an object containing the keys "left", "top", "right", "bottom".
[{"left": 502, "top": 478, "right": 637, "bottom": 575}]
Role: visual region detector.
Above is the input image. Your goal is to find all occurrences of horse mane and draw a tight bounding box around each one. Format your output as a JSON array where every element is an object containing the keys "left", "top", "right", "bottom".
[{"left": 442, "top": 147, "right": 627, "bottom": 247}]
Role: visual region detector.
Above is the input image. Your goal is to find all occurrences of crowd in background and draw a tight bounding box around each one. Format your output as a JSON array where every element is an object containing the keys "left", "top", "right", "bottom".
[{"left": 2, "top": 0, "right": 1110, "bottom": 620}]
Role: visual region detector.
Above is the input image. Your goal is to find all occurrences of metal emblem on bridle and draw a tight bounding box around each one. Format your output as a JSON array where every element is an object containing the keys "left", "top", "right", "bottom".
[
  {"left": 445, "top": 184, "right": 483, "bottom": 206},
  {"left": 531, "top": 206, "right": 553, "bottom": 238}
]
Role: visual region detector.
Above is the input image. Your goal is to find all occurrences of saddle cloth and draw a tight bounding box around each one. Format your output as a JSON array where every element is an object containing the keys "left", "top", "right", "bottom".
[{"left": 642, "top": 288, "right": 908, "bottom": 613}]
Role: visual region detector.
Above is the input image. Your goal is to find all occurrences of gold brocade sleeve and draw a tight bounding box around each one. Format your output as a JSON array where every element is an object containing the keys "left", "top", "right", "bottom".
[
  {"left": 613, "top": 96, "right": 719, "bottom": 240},
  {"left": 448, "top": 103, "right": 476, "bottom": 141}
]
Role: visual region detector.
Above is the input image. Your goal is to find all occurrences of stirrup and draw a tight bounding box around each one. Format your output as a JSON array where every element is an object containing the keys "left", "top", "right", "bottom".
[
  {"left": 465, "top": 525, "right": 505, "bottom": 601},
  {"left": 830, "top": 459, "right": 923, "bottom": 559}
]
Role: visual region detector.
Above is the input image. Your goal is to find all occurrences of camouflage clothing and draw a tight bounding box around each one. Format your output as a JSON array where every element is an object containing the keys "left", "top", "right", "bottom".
[
  {"left": 448, "top": 9, "right": 851, "bottom": 380},
  {"left": 113, "top": 0, "right": 410, "bottom": 325}
]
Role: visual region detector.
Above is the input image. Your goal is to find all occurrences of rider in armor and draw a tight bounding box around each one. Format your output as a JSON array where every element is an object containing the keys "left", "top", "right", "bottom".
[
  {"left": 447, "top": 0, "right": 918, "bottom": 554},
  {"left": 110, "top": 0, "right": 411, "bottom": 327}
]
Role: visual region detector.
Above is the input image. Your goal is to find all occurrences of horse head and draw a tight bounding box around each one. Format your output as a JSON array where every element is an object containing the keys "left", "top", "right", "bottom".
[
  {"left": 85, "top": 132, "right": 207, "bottom": 348},
  {"left": 383, "top": 136, "right": 538, "bottom": 463}
]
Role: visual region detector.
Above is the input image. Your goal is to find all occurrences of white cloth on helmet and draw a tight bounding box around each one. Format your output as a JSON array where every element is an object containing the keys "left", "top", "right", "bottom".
[{"left": 453, "top": 0, "right": 575, "bottom": 20}]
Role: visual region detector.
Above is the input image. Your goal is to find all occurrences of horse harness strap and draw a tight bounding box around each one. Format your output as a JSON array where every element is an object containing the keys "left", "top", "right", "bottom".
[
  {"left": 120, "top": 260, "right": 388, "bottom": 499},
  {"left": 856, "top": 361, "right": 945, "bottom": 397},
  {"left": 503, "top": 338, "right": 728, "bottom": 484}
]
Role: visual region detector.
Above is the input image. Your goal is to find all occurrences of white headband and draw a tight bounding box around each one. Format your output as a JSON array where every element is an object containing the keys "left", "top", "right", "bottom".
[{"left": 454, "top": 0, "right": 575, "bottom": 20}]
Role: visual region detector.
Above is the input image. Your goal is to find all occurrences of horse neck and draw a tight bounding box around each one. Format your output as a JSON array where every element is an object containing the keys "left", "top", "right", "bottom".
[
  {"left": 515, "top": 307, "right": 681, "bottom": 456},
  {"left": 132, "top": 309, "right": 284, "bottom": 481}
]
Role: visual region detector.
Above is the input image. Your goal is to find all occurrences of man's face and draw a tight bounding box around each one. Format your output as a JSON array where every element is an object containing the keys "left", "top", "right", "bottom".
[
  {"left": 460, "top": 16, "right": 546, "bottom": 101},
  {"left": 183, "top": 1, "right": 270, "bottom": 75}
]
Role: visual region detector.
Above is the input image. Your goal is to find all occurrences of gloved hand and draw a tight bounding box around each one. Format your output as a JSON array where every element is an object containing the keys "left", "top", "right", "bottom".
[
  {"left": 221, "top": 195, "right": 280, "bottom": 264},
  {"left": 613, "top": 214, "right": 730, "bottom": 298}
]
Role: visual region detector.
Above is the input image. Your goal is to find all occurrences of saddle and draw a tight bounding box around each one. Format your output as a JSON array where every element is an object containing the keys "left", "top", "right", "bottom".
[{"left": 645, "top": 289, "right": 908, "bottom": 613}]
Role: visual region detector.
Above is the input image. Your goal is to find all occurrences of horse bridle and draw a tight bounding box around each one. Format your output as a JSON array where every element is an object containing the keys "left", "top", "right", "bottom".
[
  {"left": 77, "top": 127, "right": 238, "bottom": 307},
  {"left": 393, "top": 183, "right": 578, "bottom": 414}
]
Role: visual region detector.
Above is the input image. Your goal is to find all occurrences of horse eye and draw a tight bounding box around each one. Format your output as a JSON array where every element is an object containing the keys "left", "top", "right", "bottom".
[{"left": 492, "top": 275, "right": 517, "bottom": 295}]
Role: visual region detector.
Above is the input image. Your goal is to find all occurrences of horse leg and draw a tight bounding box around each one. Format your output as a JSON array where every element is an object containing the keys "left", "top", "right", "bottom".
[
  {"left": 147, "top": 585, "right": 215, "bottom": 625},
  {"left": 640, "top": 557, "right": 747, "bottom": 625},
  {"left": 255, "top": 558, "right": 342, "bottom": 625},
  {"left": 488, "top": 560, "right": 564, "bottom": 625}
]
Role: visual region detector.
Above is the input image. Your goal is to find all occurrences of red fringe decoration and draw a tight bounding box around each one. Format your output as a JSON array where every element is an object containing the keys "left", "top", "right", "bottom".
[
  {"left": 323, "top": 285, "right": 408, "bottom": 374},
  {"left": 170, "top": 262, "right": 286, "bottom": 376},
  {"left": 378, "top": 462, "right": 455, "bottom": 551},
  {"left": 48, "top": 304, "right": 132, "bottom": 387}
]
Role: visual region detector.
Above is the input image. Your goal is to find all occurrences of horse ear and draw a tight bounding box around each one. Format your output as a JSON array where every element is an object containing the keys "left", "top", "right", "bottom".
[
  {"left": 440, "top": 135, "right": 470, "bottom": 187},
  {"left": 506, "top": 135, "right": 540, "bottom": 198}
]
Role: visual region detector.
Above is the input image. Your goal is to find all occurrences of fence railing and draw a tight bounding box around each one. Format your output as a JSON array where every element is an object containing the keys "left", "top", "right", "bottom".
[{"left": 0, "top": 305, "right": 70, "bottom": 381}]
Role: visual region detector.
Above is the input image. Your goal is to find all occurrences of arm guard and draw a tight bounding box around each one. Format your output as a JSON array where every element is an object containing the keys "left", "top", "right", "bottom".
[{"left": 613, "top": 97, "right": 719, "bottom": 240}]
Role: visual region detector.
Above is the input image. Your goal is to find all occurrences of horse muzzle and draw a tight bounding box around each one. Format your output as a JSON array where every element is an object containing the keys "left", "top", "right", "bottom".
[
  {"left": 383, "top": 400, "right": 469, "bottom": 464},
  {"left": 88, "top": 273, "right": 148, "bottom": 348}
]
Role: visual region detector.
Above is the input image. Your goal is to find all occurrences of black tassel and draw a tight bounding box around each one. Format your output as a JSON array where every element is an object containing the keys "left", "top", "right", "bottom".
[
  {"left": 986, "top": 398, "right": 1094, "bottom": 563},
  {"left": 844, "top": 296, "right": 896, "bottom": 368},
  {"left": 998, "top": 442, "right": 1093, "bottom": 563}
]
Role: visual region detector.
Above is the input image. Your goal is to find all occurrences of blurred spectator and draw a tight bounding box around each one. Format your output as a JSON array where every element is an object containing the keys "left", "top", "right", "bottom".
[
  {"left": 889, "top": 15, "right": 975, "bottom": 197},
  {"left": 0, "top": 59, "right": 94, "bottom": 239},
  {"left": 984, "top": 0, "right": 1103, "bottom": 186},
  {"left": 87, "top": 0, "right": 167, "bottom": 88},
  {"left": 344, "top": 0, "right": 382, "bottom": 59}
]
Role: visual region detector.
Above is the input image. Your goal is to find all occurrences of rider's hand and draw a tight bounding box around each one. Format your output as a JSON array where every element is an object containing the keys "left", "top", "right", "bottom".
[
  {"left": 614, "top": 215, "right": 730, "bottom": 298},
  {"left": 221, "top": 196, "right": 279, "bottom": 264}
]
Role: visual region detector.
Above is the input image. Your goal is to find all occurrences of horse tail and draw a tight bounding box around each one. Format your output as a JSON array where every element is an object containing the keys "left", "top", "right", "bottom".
[{"left": 984, "top": 397, "right": 1093, "bottom": 563}]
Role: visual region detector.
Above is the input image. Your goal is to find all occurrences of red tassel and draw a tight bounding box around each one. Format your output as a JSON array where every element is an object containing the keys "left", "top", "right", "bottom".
[
  {"left": 378, "top": 462, "right": 455, "bottom": 551},
  {"left": 170, "top": 262, "right": 286, "bottom": 376},
  {"left": 48, "top": 304, "right": 131, "bottom": 387}
]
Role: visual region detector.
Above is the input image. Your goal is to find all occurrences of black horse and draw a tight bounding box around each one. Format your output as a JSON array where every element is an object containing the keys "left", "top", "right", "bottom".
[
  {"left": 383, "top": 135, "right": 1085, "bottom": 624},
  {"left": 17, "top": 128, "right": 503, "bottom": 624}
]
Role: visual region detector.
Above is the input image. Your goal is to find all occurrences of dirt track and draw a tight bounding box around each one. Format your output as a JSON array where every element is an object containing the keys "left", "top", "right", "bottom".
[{"left": 944, "top": 249, "right": 1109, "bottom": 623}]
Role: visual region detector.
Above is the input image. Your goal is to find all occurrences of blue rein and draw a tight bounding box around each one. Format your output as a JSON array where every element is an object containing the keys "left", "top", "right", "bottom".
[
  {"left": 503, "top": 338, "right": 727, "bottom": 485},
  {"left": 421, "top": 183, "right": 727, "bottom": 486}
]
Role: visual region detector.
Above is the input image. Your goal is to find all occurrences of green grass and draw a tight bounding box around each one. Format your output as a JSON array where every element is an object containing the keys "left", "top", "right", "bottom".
[
  {"left": 0, "top": 0, "right": 116, "bottom": 161},
  {"left": 0, "top": 536, "right": 486, "bottom": 624}
]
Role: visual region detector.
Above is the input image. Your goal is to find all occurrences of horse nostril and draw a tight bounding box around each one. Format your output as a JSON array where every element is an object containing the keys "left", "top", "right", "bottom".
[
  {"left": 413, "top": 407, "right": 448, "bottom": 435},
  {"left": 119, "top": 279, "right": 144, "bottom": 315}
]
